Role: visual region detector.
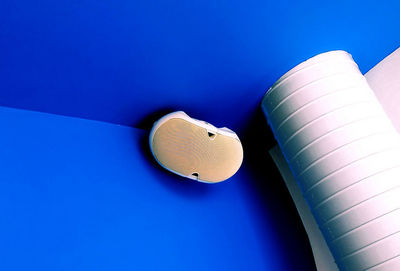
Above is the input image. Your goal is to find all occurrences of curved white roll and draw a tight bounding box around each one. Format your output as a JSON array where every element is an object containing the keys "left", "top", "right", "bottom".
[{"left": 262, "top": 51, "right": 400, "bottom": 271}]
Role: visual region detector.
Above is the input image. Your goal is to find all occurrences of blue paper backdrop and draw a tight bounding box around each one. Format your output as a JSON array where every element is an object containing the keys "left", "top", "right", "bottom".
[
  {"left": 0, "top": 0, "right": 398, "bottom": 129},
  {"left": 0, "top": 106, "right": 305, "bottom": 270}
]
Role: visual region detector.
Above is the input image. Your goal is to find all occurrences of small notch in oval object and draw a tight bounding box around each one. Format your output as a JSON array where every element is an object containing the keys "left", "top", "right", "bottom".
[
  {"left": 207, "top": 132, "right": 216, "bottom": 139},
  {"left": 191, "top": 172, "right": 199, "bottom": 179}
]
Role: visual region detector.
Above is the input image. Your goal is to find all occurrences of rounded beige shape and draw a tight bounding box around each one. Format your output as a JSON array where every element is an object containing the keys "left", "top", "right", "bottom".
[{"left": 151, "top": 117, "right": 243, "bottom": 183}]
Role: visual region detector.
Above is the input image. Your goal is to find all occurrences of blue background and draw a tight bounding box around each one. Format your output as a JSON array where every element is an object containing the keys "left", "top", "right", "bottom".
[
  {"left": 0, "top": 0, "right": 398, "bottom": 129},
  {"left": 0, "top": 0, "right": 399, "bottom": 270},
  {"left": 0, "top": 106, "right": 309, "bottom": 270}
]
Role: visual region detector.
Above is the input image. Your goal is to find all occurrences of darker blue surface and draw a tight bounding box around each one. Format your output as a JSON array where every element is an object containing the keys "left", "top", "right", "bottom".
[
  {"left": 0, "top": 0, "right": 398, "bottom": 129},
  {"left": 0, "top": 106, "right": 291, "bottom": 270}
]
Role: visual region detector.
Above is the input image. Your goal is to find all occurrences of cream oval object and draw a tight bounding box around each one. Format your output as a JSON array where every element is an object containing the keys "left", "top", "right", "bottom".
[{"left": 149, "top": 111, "right": 243, "bottom": 183}]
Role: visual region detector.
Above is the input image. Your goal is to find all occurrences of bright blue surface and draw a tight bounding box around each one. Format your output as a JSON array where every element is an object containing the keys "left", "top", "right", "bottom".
[
  {"left": 0, "top": 106, "right": 294, "bottom": 270},
  {"left": 0, "top": 0, "right": 399, "bottom": 129}
]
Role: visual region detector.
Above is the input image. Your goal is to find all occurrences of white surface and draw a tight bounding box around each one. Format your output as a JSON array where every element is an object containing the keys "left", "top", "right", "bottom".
[
  {"left": 365, "top": 48, "right": 400, "bottom": 132},
  {"left": 269, "top": 146, "right": 339, "bottom": 271},
  {"left": 285, "top": 116, "right": 392, "bottom": 161},
  {"left": 337, "top": 232, "right": 400, "bottom": 271},
  {"left": 264, "top": 49, "right": 400, "bottom": 271},
  {"left": 306, "top": 148, "right": 400, "bottom": 206},
  {"left": 274, "top": 86, "right": 374, "bottom": 135},
  {"left": 367, "top": 256, "right": 400, "bottom": 271},
  {"left": 288, "top": 118, "right": 394, "bottom": 171},
  {"left": 330, "top": 209, "right": 400, "bottom": 258},
  {"left": 314, "top": 168, "right": 400, "bottom": 221},
  {"left": 263, "top": 52, "right": 359, "bottom": 112},
  {"left": 321, "top": 187, "right": 399, "bottom": 238},
  {"left": 297, "top": 133, "right": 400, "bottom": 190},
  {"left": 280, "top": 102, "right": 385, "bottom": 154},
  {"left": 269, "top": 73, "right": 366, "bottom": 124}
]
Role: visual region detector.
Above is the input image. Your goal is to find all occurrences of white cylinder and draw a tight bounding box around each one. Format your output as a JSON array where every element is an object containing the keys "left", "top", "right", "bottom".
[{"left": 262, "top": 51, "right": 400, "bottom": 271}]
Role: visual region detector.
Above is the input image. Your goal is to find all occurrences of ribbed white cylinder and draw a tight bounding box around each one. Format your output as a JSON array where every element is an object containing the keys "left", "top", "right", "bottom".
[{"left": 262, "top": 51, "right": 400, "bottom": 271}]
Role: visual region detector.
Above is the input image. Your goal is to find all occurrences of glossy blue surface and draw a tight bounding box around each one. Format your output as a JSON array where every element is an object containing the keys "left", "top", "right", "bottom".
[
  {"left": 0, "top": 0, "right": 398, "bottom": 129},
  {"left": 0, "top": 106, "right": 301, "bottom": 270}
]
